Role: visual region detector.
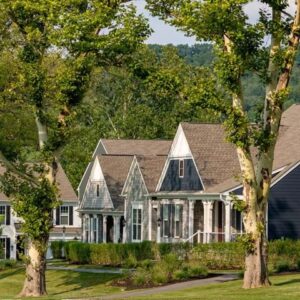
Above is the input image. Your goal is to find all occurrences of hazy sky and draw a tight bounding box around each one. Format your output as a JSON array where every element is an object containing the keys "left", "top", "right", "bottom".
[{"left": 134, "top": 0, "right": 296, "bottom": 45}]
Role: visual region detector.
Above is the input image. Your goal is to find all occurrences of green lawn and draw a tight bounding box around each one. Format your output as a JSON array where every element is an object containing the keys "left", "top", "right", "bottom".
[
  {"left": 131, "top": 274, "right": 300, "bottom": 300},
  {"left": 0, "top": 268, "right": 122, "bottom": 299},
  {"left": 2, "top": 268, "right": 300, "bottom": 300}
]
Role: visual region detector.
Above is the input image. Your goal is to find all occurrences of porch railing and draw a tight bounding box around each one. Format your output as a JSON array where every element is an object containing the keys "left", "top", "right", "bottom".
[{"left": 184, "top": 231, "right": 243, "bottom": 244}]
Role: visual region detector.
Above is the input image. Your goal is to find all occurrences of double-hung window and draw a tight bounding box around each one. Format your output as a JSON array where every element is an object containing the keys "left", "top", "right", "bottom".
[
  {"left": 174, "top": 204, "right": 182, "bottom": 238},
  {"left": 132, "top": 207, "right": 142, "bottom": 241},
  {"left": 179, "top": 160, "right": 184, "bottom": 178},
  {"left": 163, "top": 205, "right": 169, "bottom": 237},
  {"left": 60, "top": 206, "right": 69, "bottom": 225}
]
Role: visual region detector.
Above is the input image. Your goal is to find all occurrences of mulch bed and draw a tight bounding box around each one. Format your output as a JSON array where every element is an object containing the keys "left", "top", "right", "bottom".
[{"left": 112, "top": 273, "right": 219, "bottom": 290}]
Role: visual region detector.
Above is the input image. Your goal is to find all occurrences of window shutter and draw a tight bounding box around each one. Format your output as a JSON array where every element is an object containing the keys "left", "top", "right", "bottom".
[
  {"left": 6, "top": 206, "right": 10, "bottom": 226},
  {"left": 6, "top": 238, "right": 10, "bottom": 259},
  {"left": 56, "top": 207, "right": 60, "bottom": 225},
  {"left": 69, "top": 206, "right": 73, "bottom": 226}
]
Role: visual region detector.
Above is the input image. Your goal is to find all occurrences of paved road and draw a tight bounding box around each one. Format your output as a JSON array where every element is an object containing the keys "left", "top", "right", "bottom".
[{"left": 68, "top": 273, "right": 238, "bottom": 300}]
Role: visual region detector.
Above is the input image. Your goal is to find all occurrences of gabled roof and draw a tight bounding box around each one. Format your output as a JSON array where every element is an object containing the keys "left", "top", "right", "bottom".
[
  {"left": 181, "top": 123, "right": 240, "bottom": 191},
  {"left": 98, "top": 155, "right": 133, "bottom": 210},
  {"left": 137, "top": 156, "right": 167, "bottom": 193},
  {"left": 274, "top": 104, "right": 300, "bottom": 170},
  {"left": 100, "top": 139, "right": 172, "bottom": 156},
  {"left": 0, "top": 163, "right": 77, "bottom": 202}
]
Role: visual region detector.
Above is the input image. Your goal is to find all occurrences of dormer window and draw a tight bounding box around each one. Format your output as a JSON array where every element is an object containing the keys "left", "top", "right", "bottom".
[{"left": 179, "top": 160, "right": 184, "bottom": 178}]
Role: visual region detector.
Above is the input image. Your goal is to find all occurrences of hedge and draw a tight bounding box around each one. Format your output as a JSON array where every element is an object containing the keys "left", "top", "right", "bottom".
[
  {"left": 51, "top": 239, "right": 300, "bottom": 270},
  {"left": 50, "top": 241, "right": 65, "bottom": 259}
]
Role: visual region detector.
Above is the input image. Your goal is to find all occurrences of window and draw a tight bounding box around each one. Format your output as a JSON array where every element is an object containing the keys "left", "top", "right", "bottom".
[
  {"left": 163, "top": 205, "right": 169, "bottom": 237},
  {"left": 179, "top": 160, "right": 184, "bottom": 178},
  {"left": 60, "top": 206, "right": 69, "bottom": 225},
  {"left": 0, "top": 206, "right": 5, "bottom": 225},
  {"left": 96, "top": 184, "right": 100, "bottom": 197},
  {"left": 174, "top": 205, "right": 182, "bottom": 238},
  {"left": 132, "top": 208, "right": 142, "bottom": 241}
]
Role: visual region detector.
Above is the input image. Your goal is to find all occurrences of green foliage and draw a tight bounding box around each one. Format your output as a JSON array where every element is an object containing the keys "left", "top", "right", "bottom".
[
  {"left": 274, "top": 260, "right": 292, "bottom": 273},
  {"left": 65, "top": 241, "right": 153, "bottom": 266},
  {"left": 0, "top": 259, "right": 17, "bottom": 271},
  {"left": 50, "top": 241, "right": 65, "bottom": 259}
]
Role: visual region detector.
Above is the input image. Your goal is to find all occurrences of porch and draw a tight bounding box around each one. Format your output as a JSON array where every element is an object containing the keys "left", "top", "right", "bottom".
[
  {"left": 151, "top": 197, "right": 243, "bottom": 244},
  {"left": 82, "top": 213, "right": 125, "bottom": 244}
]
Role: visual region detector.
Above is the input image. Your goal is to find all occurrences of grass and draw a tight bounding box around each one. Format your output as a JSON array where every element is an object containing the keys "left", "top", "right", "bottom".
[
  {"left": 0, "top": 267, "right": 122, "bottom": 299},
  {"left": 2, "top": 267, "right": 300, "bottom": 300},
  {"left": 130, "top": 274, "right": 300, "bottom": 300}
]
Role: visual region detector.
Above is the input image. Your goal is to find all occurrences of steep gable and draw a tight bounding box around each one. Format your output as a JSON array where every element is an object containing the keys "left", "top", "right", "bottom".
[{"left": 157, "top": 124, "right": 203, "bottom": 192}]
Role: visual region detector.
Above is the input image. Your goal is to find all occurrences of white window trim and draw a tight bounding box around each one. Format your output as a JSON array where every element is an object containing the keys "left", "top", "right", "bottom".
[
  {"left": 60, "top": 206, "right": 69, "bottom": 226},
  {"left": 174, "top": 204, "right": 182, "bottom": 238},
  {"left": 163, "top": 204, "right": 169, "bottom": 238},
  {"left": 179, "top": 159, "right": 184, "bottom": 178},
  {"left": 132, "top": 204, "right": 143, "bottom": 242}
]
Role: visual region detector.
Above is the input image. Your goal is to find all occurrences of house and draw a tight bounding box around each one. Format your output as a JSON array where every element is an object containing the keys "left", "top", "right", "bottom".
[
  {"left": 79, "top": 104, "right": 300, "bottom": 244},
  {"left": 77, "top": 139, "right": 172, "bottom": 244},
  {"left": 0, "top": 164, "right": 80, "bottom": 259}
]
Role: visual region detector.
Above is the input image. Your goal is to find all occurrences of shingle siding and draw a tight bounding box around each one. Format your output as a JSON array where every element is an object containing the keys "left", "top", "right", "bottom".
[
  {"left": 269, "top": 164, "right": 300, "bottom": 240},
  {"left": 160, "top": 159, "right": 203, "bottom": 191}
]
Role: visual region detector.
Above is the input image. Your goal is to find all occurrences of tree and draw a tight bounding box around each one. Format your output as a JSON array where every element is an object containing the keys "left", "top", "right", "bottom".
[
  {"left": 146, "top": 0, "right": 300, "bottom": 288},
  {"left": 0, "top": 0, "right": 150, "bottom": 296}
]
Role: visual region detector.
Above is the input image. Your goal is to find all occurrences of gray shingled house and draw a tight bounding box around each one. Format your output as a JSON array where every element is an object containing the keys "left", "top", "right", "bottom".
[{"left": 79, "top": 104, "right": 300, "bottom": 244}]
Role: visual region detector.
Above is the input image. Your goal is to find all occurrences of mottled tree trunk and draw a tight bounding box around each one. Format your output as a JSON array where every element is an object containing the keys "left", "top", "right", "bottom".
[
  {"left": 19, "top": 242, "right": 47, "bottom": 297},
  {"left": 243, "top": 203, "right": 270, "bottom": 288}
]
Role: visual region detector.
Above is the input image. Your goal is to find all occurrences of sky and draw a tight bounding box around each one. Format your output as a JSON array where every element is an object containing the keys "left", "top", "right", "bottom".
[{"left": 133, "top": 0, "right": 296, "bottom": 45}]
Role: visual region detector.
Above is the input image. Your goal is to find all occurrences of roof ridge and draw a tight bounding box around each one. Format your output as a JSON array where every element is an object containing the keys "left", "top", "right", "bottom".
[{"left": 101, "top": 138, "right": 172, "bottom": 142}]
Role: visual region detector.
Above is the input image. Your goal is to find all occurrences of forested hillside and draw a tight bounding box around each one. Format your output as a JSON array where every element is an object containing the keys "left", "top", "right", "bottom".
[{"left": 1, "top": 43, "right": 300, "bottom": 189}]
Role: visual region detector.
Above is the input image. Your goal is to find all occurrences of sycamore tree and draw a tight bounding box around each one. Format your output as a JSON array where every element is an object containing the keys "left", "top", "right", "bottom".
[
  {"left": 0, "top": 0, "right": 150, "bottom": 297},
  {"left": 146, "top": 0, "right": 300, "bottom": 289}
]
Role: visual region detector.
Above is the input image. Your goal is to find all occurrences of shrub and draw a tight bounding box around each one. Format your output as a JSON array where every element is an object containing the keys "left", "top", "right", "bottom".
[
  {"left": 151, "top": 264, "right": 168, "bottom": 285},
  {"left": 0, "top": 259, "right": 17, "bottom": 270},
  {"left": 274, "top": 260, "right": 292, "bottom": 273},
  {"left": 162, "top": 253, "right": 182, "bottom": 276},
  {"left": 67, "top": 242, "right": 90, "bottom": 264},
  {"left": 188, "top": 266, "right": 208, "bottom": 277},
  {"left": 173, "top": 269, "right": 189, "bottom": 280},
  {"left": 124, "top": 253, "right": 138, "bottom": 269},
  {"left": 132, "top": 267, "right": 151, "bottom": 286},
  {"left": 50, "top": 241, "right": 65, "bottom": 259},
  {"left": 138, "top": 259, "right": 154, "bottom": 269}
]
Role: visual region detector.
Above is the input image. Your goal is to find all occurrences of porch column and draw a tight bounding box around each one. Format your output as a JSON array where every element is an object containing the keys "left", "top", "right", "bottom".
[
  {"left": 157, "top": 201, "right": 161, "bottom": 243},
  {"left": 103, "top": 216, "right": 107, "bottom": 243},
  {"left": 122, "top": 218, "right": 127, "bottom": 243},
  {"left": 203, "top": 200, "right": 213, "bottom": 243},
  {"left": 82, "top": 215, "right": 86, "bottom": 242},
  {"left": 148, "top": 201, "right": 152, "bottom": 241},
  {"left": 225, "top": 201, "right": 232, "bottom": 242},
  {"left": 188, "top": 200, "right": 195, "bottom": 242},
  {"left": 114, "top": 216, "right": 121, "bottom": 243}
]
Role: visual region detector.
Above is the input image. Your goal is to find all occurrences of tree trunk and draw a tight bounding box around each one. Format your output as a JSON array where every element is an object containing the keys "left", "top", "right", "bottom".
[
  {"left": 243, "top": 204, "right": 270, "bottom": 288},
  {"left": 19, "top": 242, "right": 47, "bottom": 297}
]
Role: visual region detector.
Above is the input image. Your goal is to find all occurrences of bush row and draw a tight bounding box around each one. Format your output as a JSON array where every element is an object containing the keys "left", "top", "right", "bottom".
[{"left": 50, "top": 239, "right": 300, "bottom": 271}]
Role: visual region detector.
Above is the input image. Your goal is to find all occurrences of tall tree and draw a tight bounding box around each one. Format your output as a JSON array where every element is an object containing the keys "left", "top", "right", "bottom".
[
  {"left": 0, "top": 0, "right": 150, "bottom": 296},
  {"left": 146, "top": 0, "right": 300, "bottom": 288}
]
